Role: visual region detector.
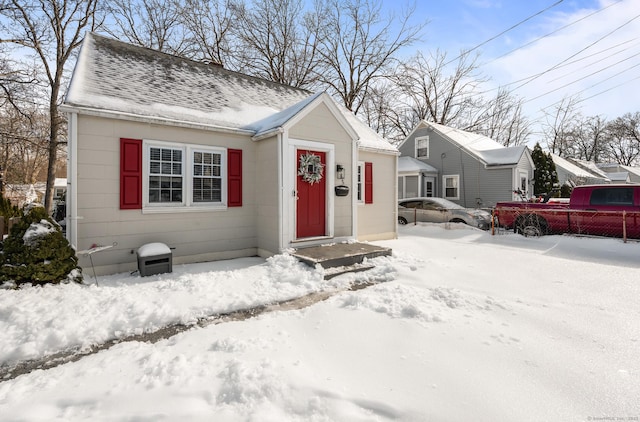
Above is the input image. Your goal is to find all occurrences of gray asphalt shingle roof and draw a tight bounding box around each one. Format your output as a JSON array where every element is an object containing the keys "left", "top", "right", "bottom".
[{"left": 64, "top": 33, "right": 397, "bottom": 153}]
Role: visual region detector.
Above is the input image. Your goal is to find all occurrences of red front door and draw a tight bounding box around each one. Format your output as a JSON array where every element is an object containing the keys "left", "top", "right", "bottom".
[{"left": 296, "top": 149, "right": 326, "bottom": 238}]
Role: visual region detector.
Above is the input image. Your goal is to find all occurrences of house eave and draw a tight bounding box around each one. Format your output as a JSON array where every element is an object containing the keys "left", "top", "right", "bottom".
[
  {"left": 251, "top": 127, "right": 284, "bottom": 142},
  {"left": 59, "top": 104, "right": 256, "bottom": 136},
  {"left": 358, "top": 144, "right": 400, "bottom": 156}
]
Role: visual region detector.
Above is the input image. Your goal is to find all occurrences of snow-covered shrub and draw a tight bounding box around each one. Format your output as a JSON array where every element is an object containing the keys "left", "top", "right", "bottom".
[{"left": 0, "top": 206, "right": 82, "bottom": 286}]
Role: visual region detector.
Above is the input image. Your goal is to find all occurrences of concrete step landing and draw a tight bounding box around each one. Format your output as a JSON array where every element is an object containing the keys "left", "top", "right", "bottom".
[{"left": 292, "top": 242, "right": 392, "bottom": 279}]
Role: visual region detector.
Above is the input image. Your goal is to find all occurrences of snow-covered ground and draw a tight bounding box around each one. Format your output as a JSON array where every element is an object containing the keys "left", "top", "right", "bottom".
[{"left": 1, "top": 224, "right": 639, "bottom": 421}]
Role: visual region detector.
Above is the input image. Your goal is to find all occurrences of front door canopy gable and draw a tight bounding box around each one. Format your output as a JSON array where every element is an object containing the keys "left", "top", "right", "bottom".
[{"left": 249, "top": 92, "right": 359, "bottom": 142}]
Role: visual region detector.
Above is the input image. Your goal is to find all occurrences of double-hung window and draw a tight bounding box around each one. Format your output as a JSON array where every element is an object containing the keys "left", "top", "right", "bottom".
[
  {"left": 416, "top": 136, "right": 429, "bottom": 159},
  {"left": 145, "top": 141, "right": 226, "bottom": 209},
  {"left": 356, "top": 162, "right": 364, "bottom": 203},
  {"left": 443, "top": 174, "right": 459, "bottom": 200}
]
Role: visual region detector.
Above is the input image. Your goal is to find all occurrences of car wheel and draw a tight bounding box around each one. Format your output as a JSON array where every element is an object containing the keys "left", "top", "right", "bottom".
[
  {"left": 516, "top": 214, "right": 548, "bottom": 237},
  {"left": 398, "top": 217, "right": 408, "bottom": 225}
]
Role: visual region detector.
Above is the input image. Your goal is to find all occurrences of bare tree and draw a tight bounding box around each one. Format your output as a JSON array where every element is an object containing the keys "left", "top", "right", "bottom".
[
  {"left": 0, "top": 106, "right": 50, "bottom": 184},
  {"left": 542, "top": 96, "right": 582, "bottom": 157},
  {"left": 104, "top": 0, "right": 188, "bottom": 55},
  {"left": 232, "top": 0, "right": 326, "bottom": 88},
  {"left": 179, "top": 0, "right": 237, "bottom": 66},
  {"left": 0, "top": 0, "right": 100, "bottom": 212},
  {"left": 603, "top": 112, "right": 640, "bottom": 165},
  {"left": 318, "top": 0, "right": 424, "bottom": 114},
  {"left": 572, "top": 115, "right": 608, "bottom": 162},
  {"left": 471, "top": 88, "right": 531, "bottom": 147},
  {"left": 392, "top": 50, "right": 486, "bottom": 128},
  {"left": 358, "top": 80, "right": 403, "bottom": 142}
]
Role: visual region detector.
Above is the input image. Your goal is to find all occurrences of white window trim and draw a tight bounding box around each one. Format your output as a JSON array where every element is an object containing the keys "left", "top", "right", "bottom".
[
  {"left": 357, "top": 161, "right": 365, "bottom": 204},
  {"left": 143, "top": 139, "right": 228, "bottom": 213},
  {"left": 443, "top": 174, "right": 460, "bottom": 200},
  {"left": 398, "top": 173, "right": 420, "bottom": 199},
  {"left": 415, "top": 135, "right": 430, "bottom": 159}
]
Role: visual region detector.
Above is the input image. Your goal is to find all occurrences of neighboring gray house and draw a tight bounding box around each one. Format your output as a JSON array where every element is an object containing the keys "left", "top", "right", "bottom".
[
  {"left": 550, "top": 154, "right": 610, "bottom": 186},
  {"left": 61, "top": 33, "right": 398, "bottom": 276},
  {"left": 597, "top": 163, "right": 640, "bottom": 184},
  {"left": 397, "top": 121, "right": 534, "bottom": 208}
]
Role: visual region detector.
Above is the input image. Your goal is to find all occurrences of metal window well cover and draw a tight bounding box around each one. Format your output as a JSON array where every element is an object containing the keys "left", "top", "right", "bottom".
[{"left": 137, "top": 242, "right": 172, "bottom": 276}]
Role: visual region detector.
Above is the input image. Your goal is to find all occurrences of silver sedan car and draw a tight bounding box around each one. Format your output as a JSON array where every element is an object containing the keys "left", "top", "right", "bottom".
[{"left": 398, "top": 197, "right": 492, "bottom": 230}]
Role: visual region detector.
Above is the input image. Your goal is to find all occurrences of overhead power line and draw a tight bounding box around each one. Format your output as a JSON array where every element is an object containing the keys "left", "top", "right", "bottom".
[
  {"left": 526, "top": 53, "right": 640, "bottom": 103},
  {"left": 511, "top": 12, "right": 640, "bottom": 91},
  {"left": 483, "top": 0, "right": 623, "bottom": 66},
  {"left": 444, "top": 0, "right": 565, "bottom": 67}
]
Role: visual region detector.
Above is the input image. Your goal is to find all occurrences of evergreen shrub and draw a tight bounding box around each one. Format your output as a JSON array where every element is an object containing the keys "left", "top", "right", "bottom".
[{"left": 0, "top": 206, "right": 82, "bottom": 286}]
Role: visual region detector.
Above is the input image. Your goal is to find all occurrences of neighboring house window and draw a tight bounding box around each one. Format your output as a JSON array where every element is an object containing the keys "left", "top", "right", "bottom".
[
  {"left": 356, "top": 161, "right": 373, "bottom": 204},
  {"left": 415, "top": 136, "right": 429, "bottom": 159},
  {"left": 443, "top": 175, "right": 459, "bottom": 200},
  {"left": 119, "top": 138, "right": 242, "bottom": 210},
  {"left": 398, "top": 175, "right": 419, "bottom": 198}
]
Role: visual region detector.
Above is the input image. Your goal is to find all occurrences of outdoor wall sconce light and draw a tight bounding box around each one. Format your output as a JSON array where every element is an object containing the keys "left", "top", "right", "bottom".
[{"left": 335, "top": 164, "right": 349, "bottom": 197}]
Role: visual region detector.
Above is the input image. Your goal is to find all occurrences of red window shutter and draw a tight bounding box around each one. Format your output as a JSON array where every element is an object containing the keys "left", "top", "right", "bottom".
[
  {"left": 120, "top": 138, "right": 142, "bottom": 209},
  {"left": 365, "top": 162, "right": 373, "bottom": 204},
  {"left": 228, "top": 149, "right": 242, "bottom": 207}
]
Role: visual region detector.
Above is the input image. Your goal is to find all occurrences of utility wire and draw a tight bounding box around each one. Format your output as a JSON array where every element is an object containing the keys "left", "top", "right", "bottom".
[
  {"left": 546, "top": 39, "right": 640, "bottom": 83},
  {"left": 483, "top": 0, "right": 623, "bottom": 66},
  {"left": 444, "top": 0, "right": 565, "bottom": 67},
  {"left": 526, "top": 53, "right": 640, "bottom": 102},
  {"left": 511, "top": 13, "right": 640, "bottom": 91}
]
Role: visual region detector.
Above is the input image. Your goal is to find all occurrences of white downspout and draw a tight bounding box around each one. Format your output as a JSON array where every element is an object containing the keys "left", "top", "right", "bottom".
[
  {"left": 352, "top": 140, "right": 359, "bottom": 239},
  {"left": 277, "top": 132, "right": 284, "bottom": 251},
  {"left": 67, "top": 111, "right": 78, "bottom": 248}
]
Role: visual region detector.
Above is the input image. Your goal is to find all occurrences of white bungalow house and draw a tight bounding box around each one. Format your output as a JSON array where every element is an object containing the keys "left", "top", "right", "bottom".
[
  {"left": 397, "top": 121, "right": 534, "bottom": 208},
  {"left": 61, "top": 33, "right": 398, "bottom": 276}
]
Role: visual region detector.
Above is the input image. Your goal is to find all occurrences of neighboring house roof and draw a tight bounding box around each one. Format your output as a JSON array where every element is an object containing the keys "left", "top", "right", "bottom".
[
  {"left": 398, "top": 156, "right": 438, "bottom": 173},
  {"left": 598, "top": 163, "right": 640, "bottom": 179},
  {"left": 426, "top": 121, "right": 503, "bottom": 151},
  {"left": 63, "top": 32, "right": 397, "bottom": 154},
  {"left": 414, "top": 121, "right": 528, "bottom": 166},
  {"left": 607, "top": 172, "right": 631, "bottom": 183},
  {"left": 570, "top": 158, "right": 610, "bottom": 179},
  {"left": 551, "top": 154, "right": 610, "bottom": 182},
  {"left": 474, "top": 145, "right": 529, "bottom": 166}
]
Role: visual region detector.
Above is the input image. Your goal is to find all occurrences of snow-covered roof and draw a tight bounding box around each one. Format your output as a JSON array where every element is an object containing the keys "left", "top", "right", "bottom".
[
  {"left": 598, "top": 163, "right": 640, "bottom": 178},
  {"left": 607, "top": 171, "right": 630, "bottom": 182},
  {"left": 551, "top": 154, "right": 610, "bottom": 181},
  {"left": 398, "top": 156, "right": 438, "bottom": 173},
  {"left": 64, "top": 33, "right": 397, "bottom": 153},
  {"left": 570, "top": 158, "right": 610, "bottom": 179},
  {"left": 474, "top": 145, "right": 528, "bottom": 166},
  {"left": 424, "top": 121, "right": 526, "bottom": 166},
  {"left": 427, "top": 122, "right": 503, "bottom": 151}
]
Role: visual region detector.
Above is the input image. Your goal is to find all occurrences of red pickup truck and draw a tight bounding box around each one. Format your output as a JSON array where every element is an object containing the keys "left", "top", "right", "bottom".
[{"left": 493, "top": 184, "right": 640, "bottom": 239}]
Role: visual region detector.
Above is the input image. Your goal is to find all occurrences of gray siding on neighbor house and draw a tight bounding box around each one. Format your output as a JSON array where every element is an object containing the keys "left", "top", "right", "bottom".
[{"left": 400, "top": 125, "right": 530, "bottom": 209}]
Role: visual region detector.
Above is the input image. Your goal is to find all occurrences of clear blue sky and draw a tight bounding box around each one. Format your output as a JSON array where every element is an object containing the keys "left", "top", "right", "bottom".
[{"left": 385, "top": 0, "right": 640, "bottom": 133}]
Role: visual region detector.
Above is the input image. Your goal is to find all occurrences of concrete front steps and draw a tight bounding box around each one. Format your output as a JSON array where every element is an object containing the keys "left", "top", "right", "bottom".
[{"left": 291, "top": 242, "right": 392, "bottom": 279}]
